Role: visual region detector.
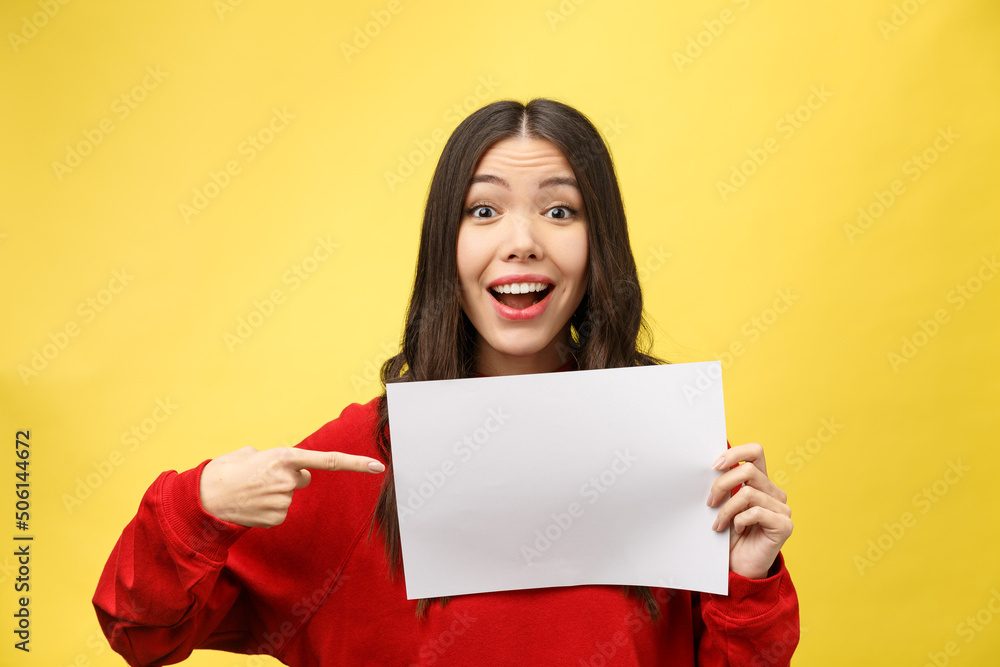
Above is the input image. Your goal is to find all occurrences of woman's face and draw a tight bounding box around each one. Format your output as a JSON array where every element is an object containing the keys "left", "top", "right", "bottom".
[{"left": 456, "top": 136, "right": 589, "bottom": 375}]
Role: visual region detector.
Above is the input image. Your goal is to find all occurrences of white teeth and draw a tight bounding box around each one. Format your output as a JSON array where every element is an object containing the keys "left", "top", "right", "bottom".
[{"left": 490, "top": 282, "right": 549, "bottom": 294}]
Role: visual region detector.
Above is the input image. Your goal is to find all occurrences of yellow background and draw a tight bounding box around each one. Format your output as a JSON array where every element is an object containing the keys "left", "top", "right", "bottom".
[{"left": 2, "top": 0, "right": 998, "bottom": 665}]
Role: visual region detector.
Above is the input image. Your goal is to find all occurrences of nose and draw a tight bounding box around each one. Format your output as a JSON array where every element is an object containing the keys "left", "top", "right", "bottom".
[{"left": 499, "top": 213, "right": 543, "bottom": 261}]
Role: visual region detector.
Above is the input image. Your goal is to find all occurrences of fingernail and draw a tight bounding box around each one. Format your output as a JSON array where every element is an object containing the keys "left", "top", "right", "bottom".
[
  {"left": 368, "top": 461, "right": 385, "bottom": 473},
  {"left": 712, "top": 456, "right": 727, "bottom": 470},
  {"left": 711, "top": 517, "right": 720, "bottom": 531},
  {"left": 706, "top": 492, "right": 715, "bottom": 506}
]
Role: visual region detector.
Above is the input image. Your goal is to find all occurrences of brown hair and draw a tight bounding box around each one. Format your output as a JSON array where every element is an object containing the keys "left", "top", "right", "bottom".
[{"left": 371, "top": 98, "right": 663, "bottom": 617}]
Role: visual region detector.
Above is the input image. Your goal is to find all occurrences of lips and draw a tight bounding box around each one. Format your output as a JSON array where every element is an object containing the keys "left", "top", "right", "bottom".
[
  {"left": 487, "top": 274, "right": 555, "bottom": 321},
  {"left": 490, "top": 282, "right": 552, "bottom": 309}
]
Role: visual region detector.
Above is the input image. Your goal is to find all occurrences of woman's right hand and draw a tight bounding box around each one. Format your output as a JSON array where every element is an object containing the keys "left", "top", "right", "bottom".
[{"left": 199, "top": 446, "right": 385, "bottom": 527}]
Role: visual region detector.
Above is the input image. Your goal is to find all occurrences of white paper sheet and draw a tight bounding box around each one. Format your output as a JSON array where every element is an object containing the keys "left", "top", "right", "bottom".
[{"left": 385, "top": 361, "right": 730, "bottom": 599}]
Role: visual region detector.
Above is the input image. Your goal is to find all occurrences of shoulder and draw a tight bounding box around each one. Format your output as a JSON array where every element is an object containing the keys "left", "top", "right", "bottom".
[{"left": 294, "top": 396, "right": 382, "bottom": 458}]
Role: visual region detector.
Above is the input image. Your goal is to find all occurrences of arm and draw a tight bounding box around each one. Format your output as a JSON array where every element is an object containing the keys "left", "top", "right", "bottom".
[
  {"left": 92, "top": 462, "right": 254, "bottom": 667},
  {"left": 696, "top": 553, "right": 800, "bottom": 666},
  {"left": 93, "top": 440, "right": 385, "bottom": 666},
  {"left": 697, "top": 443, "right": 799, "bottom": 665}
]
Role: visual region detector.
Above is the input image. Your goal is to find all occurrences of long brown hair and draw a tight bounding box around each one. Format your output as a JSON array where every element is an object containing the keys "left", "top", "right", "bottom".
[{"left": 371, "top": 98, "right": 663, "bottom": 617}]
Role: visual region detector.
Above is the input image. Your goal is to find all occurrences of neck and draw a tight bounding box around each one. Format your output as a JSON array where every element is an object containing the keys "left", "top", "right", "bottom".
[{"left": 473, "top": 330, "right": 575, "bottom": 377}]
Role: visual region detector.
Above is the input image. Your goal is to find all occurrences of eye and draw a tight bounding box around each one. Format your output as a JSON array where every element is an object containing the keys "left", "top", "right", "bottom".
[
  {"left": 545, "top": 205, "right": 578, "bottom": 220},
  {"left": 466, "top": 204, "right": 498, "bottom": 219}
]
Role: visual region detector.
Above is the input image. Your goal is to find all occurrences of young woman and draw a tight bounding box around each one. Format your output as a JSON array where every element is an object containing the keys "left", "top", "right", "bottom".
[{"left": 94, "top": 99, "right": 798, "bottom": 666}]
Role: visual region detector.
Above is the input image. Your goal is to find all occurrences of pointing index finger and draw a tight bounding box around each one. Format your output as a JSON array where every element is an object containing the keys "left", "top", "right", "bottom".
[{"left": 289, "top": 448, "right": 385, "bottom": 474}]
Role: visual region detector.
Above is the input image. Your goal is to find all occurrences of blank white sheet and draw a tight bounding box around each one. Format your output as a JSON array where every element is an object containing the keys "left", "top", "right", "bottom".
[{"left": 386, "top": 361, "right": 729, "bottom": 600}]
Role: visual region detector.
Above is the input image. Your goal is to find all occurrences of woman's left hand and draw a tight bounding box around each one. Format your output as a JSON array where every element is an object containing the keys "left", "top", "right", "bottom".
[{"left": 707, "top": 443, "right": 793, "bottom": 579}]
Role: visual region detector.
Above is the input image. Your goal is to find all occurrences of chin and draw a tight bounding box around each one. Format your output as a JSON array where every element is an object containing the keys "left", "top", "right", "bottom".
[
  {"left": 490, "top": 338, "right": 550, "bottom": 358},
  {"left": 481, "top": 328, "right": 565, "bottom": 359}
]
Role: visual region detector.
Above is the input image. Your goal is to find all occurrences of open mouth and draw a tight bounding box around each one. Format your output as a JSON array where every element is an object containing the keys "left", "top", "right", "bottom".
[{"left": 489, "top": 282, "right": 553, "bottom": 310}]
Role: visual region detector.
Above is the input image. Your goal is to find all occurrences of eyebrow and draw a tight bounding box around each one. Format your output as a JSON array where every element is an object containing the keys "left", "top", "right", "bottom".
[{"left": 467, "top": 174, "right": 580, "bottom": 190}]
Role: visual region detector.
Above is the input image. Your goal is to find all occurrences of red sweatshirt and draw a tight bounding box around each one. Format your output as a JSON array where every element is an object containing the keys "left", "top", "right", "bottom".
[{"left": 93, "top": 399, "right": 799, "bottom": 666}]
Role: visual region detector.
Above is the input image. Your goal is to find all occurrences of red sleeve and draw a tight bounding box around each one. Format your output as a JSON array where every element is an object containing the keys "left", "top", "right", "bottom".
[
  {"left": 695, "top": 552, "right": 800, "bottom": 666},
  {"left": 92, "top": 460, "right": 256, "bottom": 667}
]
